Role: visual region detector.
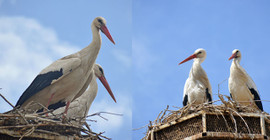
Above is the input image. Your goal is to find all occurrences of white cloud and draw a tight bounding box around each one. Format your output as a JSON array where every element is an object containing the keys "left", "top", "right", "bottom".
[{"left": 0, "top": 16, "right": 79, "bottom": 110}]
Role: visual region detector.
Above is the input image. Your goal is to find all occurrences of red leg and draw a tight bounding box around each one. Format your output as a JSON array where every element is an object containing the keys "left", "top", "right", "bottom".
[
  {"left": 64, "top": 101, "right": 70, "bottom": 115},
  {"left": 45, "top": 93, "right": 55, "bottom": 117},
  {"left": 62, "top": 101, "right": 70, "bottom": 120}
]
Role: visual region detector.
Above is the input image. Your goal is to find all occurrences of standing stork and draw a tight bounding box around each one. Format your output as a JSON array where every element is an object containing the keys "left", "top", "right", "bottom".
[
  {"left": 228, "top": 49, "right": 263, "bottom": 111},
  {"left": 178, "top": 48, "right": 212, "bottom": 106},
  {"left": 15, "top": 17, "right": 115, "bottom": 115},
  {"left": 49, "top": 64, "right": 116, "bottom": 123}
]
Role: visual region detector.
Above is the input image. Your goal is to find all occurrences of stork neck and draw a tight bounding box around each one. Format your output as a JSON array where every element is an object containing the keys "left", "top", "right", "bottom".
[
  {"left": 190, "top": 61, "right": 205, "bottom": 79},
  {"left": 230, "top": 58, "right": 243, "bottom": 76},
  {"left": 189, "top": 61, "right": 210, "bottom": 90},
  {"left": 231, "top": 59, "right": 241, "bottom": 70},
  {"left": 79, "top": 25, "right": 102, "bottom": 67},
  {"left": 83, "top": 75, "right": 98, "bottom": 117},
  {"left": 91, "top": 25, "right": 102, "bottom": 45}
]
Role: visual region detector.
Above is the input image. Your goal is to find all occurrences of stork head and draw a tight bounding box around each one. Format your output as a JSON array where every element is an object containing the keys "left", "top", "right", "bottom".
[
  {"left": 178, "top": 48, "right": 206, "bottom": 65},
  {"left": 92, "top": 17, "right": 115, "bottom": 44},
  {"left": 93, "top": 64, "right": 117, "bottom": 103},
  {"left": 229, "top": 49, "right": 241, "bottom": 61}
]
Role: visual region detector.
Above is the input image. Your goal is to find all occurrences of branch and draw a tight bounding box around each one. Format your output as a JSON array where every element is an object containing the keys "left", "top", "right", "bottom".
[{"left": 0, "top": 93, "right": 15, "bottom": 108}]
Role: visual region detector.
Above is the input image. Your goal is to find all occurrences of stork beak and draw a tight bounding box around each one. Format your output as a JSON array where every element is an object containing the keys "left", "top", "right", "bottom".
[
  {"left": 98, "top": 76, "right": 117, "bottom": 103},
  {"left": 178, "top": 54, "right": 197, "bottom": 65},
  {"left": 100, "top": 25, "right": 115, "bottom": 45},
  {"left": 229, "top": 53, "right": 237, "bottom": 60}
]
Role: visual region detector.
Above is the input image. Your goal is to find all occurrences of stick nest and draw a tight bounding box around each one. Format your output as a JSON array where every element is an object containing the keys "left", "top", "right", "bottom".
[
  {"left": 142, "top": 94, "right": 270, "bottom": 140},
  {"left": 0, "top": 94, "right": 112, "bottom": 140}
]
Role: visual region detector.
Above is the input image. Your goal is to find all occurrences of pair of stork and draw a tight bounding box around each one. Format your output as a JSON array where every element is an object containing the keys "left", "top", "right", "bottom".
[
  {"left": 179, "top": 48, "right": 263, "bottom": 111},
  {"left": 15, "top": 17, "right": 117, "bottom": 119}
]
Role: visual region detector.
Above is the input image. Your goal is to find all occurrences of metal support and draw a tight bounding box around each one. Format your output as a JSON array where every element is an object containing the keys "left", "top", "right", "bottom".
[
  {"left": 202, "top": 112, "right": 207, "bottom": 133},
  {"left": 260, "top": 114, "right": 266, "bottom": 136}
]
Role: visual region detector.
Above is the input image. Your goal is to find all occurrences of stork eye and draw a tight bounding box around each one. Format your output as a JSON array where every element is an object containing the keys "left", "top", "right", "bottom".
[
  {"left": 99, "top": 67, "right": 104, "bottom": 75},
  {"left": 97, "top": 19, "right": 103, "bottom": 24},
  {"left": 197, "top": 51, "right": 202, "bottom": 55}
]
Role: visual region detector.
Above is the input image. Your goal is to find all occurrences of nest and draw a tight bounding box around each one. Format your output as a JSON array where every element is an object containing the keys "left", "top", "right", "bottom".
[
  {"left": 0, "top": 94, "right": 113, "bottom": 140},
  {"left": 143, "top": 94, "right": 270, "bottom": 140}
]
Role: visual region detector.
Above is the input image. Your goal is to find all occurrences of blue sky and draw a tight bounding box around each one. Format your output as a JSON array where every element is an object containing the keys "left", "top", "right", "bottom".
[
  {"left": 133, "top": 0, "right": 270, "bottom": 139},
  {"left": 1, "top": 0, "right": 270, "bottom": 140},
  {"left": 0, "top": 0, "right": 131, "bottom": 139}
]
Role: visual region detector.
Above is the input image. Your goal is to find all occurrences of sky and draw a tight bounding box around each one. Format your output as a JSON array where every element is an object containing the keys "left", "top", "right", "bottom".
[
  {"left": 0, "top": 0, "right": 132, "bottom": 140},
  {"left": 1, "top": 0, "right": 270, "bottom": 140},
  {"left": 133, "top": 0, "right": 270, "bottom": 139}
]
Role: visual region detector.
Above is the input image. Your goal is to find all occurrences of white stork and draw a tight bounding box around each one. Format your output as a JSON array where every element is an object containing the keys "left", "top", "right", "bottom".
[
  {"left": 15, "top": 17, "right": 115, "bottom": 115},
  {"left": 179, "top": 48, "right": 212, "bottom": 106},
  {"left": 228, "top": 49, "right": 263, "bottom": 111},
  {"left": 48, "top": 64, "right": 115, "bottom": 123}
]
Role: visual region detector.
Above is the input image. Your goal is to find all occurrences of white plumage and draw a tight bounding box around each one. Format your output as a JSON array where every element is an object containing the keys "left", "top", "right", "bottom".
[
  {"left": 51, "top": 64, "right": 115, "bottom": 124},
  {"left": 15, "top": 17, "right": 115, "bottom": 115},
  {"left": 228, "top": 49, "right": 263, "bottom": 111},
  {"left": 179, "top": 48, "right": 212, "bottom": 106}
]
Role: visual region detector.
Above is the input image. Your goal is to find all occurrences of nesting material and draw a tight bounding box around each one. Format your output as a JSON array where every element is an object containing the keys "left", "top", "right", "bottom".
[
  {"left": 144, "top": 94, "right": 270, "bottom": 140},
  {"left": 0, "top": 111, "right": 111, "bottom": 140},
  {"left": 0, "top": 95, "right": 111, "bottom": 140}
]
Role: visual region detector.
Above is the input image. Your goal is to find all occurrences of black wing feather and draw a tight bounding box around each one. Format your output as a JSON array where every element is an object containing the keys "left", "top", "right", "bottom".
[
  {"left": 37, "top": 100, "right": 66, "bottom": 113},
  {"left": 16, "top": 69, "right": 63, "bottom": 106},
  {"left": 48, "top": 100, "right": 66, "bottom": 110},
  {"left": 249, "top": 88, "right": 263, "bottom": 111},
  {"left": 206, "top": 88, "right": 212, "bottom": 104},
  {"left": 183, "top": 94, "right": 188, "bottom": 106}
]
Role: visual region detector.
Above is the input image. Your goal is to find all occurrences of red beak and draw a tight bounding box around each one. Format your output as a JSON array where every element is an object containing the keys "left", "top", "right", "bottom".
[
  {"left": 98, "top": 76, "right": 117, "bottom": 103},
  {"left": 100, "top": 25, "right": 115, "bottom": 45},
  {"left": 229, "top": 53, "right": 237, "bottom": 60},
  {"left": 178, "top": 54, "right": 197, "bottom": 65}
]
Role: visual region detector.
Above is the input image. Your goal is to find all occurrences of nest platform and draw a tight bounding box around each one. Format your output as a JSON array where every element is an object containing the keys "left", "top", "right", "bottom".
[
  {"left": 145, "top": 96, "right": 270, "bottom": 140},
  {"left": 150, "top": 110, "right": 268, "bottom": 140}
]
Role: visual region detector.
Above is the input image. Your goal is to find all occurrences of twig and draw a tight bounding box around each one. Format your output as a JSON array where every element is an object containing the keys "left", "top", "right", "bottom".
[
  {"left": 86, "top": 111, "right": 123, "bottom": 121},
  {"left": 228, "top": 108, "right": 251, "bottom": 134},
  {"left": 133, "top": 123, "right": 149, "bottom": 131},
  {"left": 154, "top": 110, "right": 163, "bottom": 124},
  {"left": 19, "top": 126, "right": 36, "bottom": 140},
  {"left": 87, "top": 111, "right": 123, "bottom": 118},
  {"left": 159, "top": 105, "right": 169, "bottom": 122},
  {"left": 218, "top": 78, "right": 228, "bottom": 95},
  {"left": 83, "top": 122, "right": 92, "bottom": 132},
  {"left": 16, "top": 110, "right": 29, "bottom": 125},
  {"left": 229, "top": 110, "right": 238, "bottom": 134},
  {"left": 85, "top": 119, "right": 97, "bottom": 123},
  {"left": 0, "top": 93, "right": 15, "bottom": 108}
]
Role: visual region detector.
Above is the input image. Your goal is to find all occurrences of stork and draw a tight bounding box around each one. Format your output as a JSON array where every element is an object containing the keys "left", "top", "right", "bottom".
[
  {"left": 178, "top": 48, "right": 212, "bottom": 106},
  {"left": 15, "top": 17, "right": 115, "bottom": 115},
  {"left": 228, "top": 49, "right": 263, "bottom": 111},
  {"left": 49, "top": 64, "right": 115, "bottom": 123}
]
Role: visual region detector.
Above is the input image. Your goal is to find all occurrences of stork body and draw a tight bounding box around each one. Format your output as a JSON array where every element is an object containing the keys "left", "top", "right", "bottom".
[
  {"left": 15, "top": 17, "right": 115, "bottom": 114},
  {"left": 228, "top": 49, "right": 263, "bottom": 111},
  {"left": 179, "top": 48, "right": 212, "bottom": 106},
  {"left": 51, "top": 64, "right": 115, "bottom": 123}
]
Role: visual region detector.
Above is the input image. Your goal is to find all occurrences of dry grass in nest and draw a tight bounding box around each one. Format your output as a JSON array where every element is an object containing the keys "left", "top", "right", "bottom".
[{"left": 0, "top": 93, "right": 119, "bottom": 140}]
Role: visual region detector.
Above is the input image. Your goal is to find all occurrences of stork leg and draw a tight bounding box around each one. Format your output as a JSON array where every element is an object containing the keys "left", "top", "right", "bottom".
[
  {"left": 60, "top": 101, "right": 71, "bottom": 122},
  {"left": 63, "top": 101, "right": 70, "bottom": 117},
  {"left": 45, "top": 93, "right": 55, "bottom": 117}
]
